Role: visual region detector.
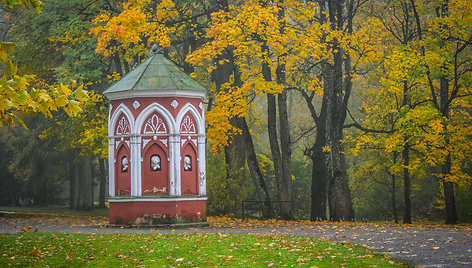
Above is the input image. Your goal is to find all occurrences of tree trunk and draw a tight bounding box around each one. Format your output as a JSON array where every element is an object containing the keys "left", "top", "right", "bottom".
[
  {"left": 69, "top": 160, "right": 78, "bottom": 210},
  {"left": 123, "top": 59, "right": 130, "bottom": 74},
  {"left": 224, "top": 142, "right": 246, "bottom": 216},
  {"left": 277, "top": 90, "right": 292, "bottom": 219},
  {"left": 98, "top": 157, "right": 107, "bottom": 209},
  {"left": 315, "top": 0, "right": 354, "bottom": 222},
  {"left": 77, "top": 156, "right": 93, "bottom": 211},
  {"left": 443, "top": 179, "right": 457, "bottom": 224},
  {"left": 402, "top": 142, "right": 412, "bottom": 224},
  {"left": 211, "top": 24, "right": 272, "bottom": 218},
  {"left": 262, "top": 40, "right": 283, "bottom": 218},
  {"left": 324, "top": 55, "right": 354, "bottom": 221},
  {"left": 302, "top": 83, "right": 329, "bottom": 221},
  {"left": 391, "top": 152, "right": 398, "bottom": 223},
  {"left": 266, "top": 92, "right": 283, "bottom": 214},
  {"left": 440, "top": 76, "right": 458, "bottom": 224},
  {"left": 212, "top": 44, "right": 248, "bottom": 216},
  {"left": 326, "top": 134, "right": 354, "bottom": 221},
  {"left": 226, "top": 43, "right": 272, "bottom": 218},
  {"left": 238, "top": 116, "right": 272, "bottom": 218},
  {"left": 113, "top": 52, "right": 123, "bottom": 76},
  {"left": 261, "top": 36, "right": 292, "bottom": 219},
  {"left": 310, "top": 125, "right": 328, "bottom": 221},
  {"left": 276, "top": 0, "right": 292, "bottom": 220}
]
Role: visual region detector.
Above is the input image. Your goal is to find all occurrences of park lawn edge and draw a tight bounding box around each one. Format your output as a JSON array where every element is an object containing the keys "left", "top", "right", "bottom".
[{"left": 0, "top": 232, "right": 410, "bottom": 267}]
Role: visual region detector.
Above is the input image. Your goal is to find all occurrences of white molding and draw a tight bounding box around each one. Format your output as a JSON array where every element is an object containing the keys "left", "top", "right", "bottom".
[
  {"left": 142, "top": 138, "right": 151, "bottom": 149},
  {"left": 108, "top": 196, "right": 207, "bottom": 202},
  {"left": 198, "top": 136, "right": 206, "bottom": 195},
  {"left": 135, "top": 103, "right": 176, "bottom": 197},
  {"left": 104, "top": 89, "right": 207, "bottom": 101},
  {"left": 170, "top": 134, "right": 180, "bottom": 195},
  {"left": 176, "top": 103, "right": 206, "bottom": 195},
  {"left": 108, "top": 104, "right": 113, "bottom": 119},
  {"left": 108, "top": 104, "right": 135, "bottom": 198},
  {"left": 108, "top": 138, "right": 115, "bottom": 197},
  {"left": 131, "top": 135, "right": 141, "bottom": 196},
  {"left": 143, "top": 114, "right": 168, "bottom": 134},
  {"left": 109, "top": 133, "right": 205, "bottom": 139},
  {"left": 109, "top": 103, "right": 136, "bottom": 136},
  {"left": 159, "top": 139, "right": 168, "bottom": 147},
  {"left": 135, "top": 102, "right": 176, "bottom": 135},
  {"left": 107, "top": 100, "right": 207, "bottom": 199},
  {"left": 175, "top": 103, "right": 205, "bottom": 135}
]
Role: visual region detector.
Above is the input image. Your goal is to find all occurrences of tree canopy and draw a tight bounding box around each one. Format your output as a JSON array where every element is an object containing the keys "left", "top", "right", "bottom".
[{"left": 1, "top": 0, "right": 471, "bottom": 223}]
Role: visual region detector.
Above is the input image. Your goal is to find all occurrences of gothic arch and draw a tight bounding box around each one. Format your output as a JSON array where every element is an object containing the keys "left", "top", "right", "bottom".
[
  {"left": 175, "top": 103, "right": 204, "bottom": 135},
  {"left": 135, "top": 102, "right": 176, "bottom": 135},
  {"left": 109, "top": 103, "right": 135, "bottom": 136}
]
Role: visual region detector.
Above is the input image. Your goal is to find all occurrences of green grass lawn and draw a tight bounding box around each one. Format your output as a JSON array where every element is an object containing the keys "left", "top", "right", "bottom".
[{"left": 0, "top": 233, "right": 407, "bottom": 267}]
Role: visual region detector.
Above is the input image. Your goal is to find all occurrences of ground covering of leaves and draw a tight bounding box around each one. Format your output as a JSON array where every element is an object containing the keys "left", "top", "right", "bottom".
[
  {"left": 206, "top": 216, "right": 472, "bottom": 267},
  {"left": 0, "top": 213, "right": 108, "bottom": 232},
  {"left": 1, "top": 214, "right": 471, "bottom": 266},
  {"left": 0, "top": 232, "right": 405, "bottom": 267}
]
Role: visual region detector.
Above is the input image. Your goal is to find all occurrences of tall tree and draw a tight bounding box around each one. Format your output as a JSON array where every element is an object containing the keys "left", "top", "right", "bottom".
[
  {"left": 412, "top": 0, "right": 472, "bottom": 223},
  {"left": 6, "top": 0, "right": 116, "bottom": 210},
  {"left": 0, "top": 0, "right": 89, "bottom": 126},
  {"left": 351, "top": 0, "right": 472, "bottom": 224},
  {"left": 294, "top": 0, "right": 361, "bottom": 221},
  {"left": 188, "top": 0, "right": 297, "bottom": 218}
]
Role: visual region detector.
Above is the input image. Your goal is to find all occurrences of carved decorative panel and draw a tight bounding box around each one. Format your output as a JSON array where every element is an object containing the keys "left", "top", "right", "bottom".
[
  {"left": 115, "top": 116, "right": 131, "bottom": 135},
  {"left": 180, "top": 115, "right": 196, "bottom": 134},
  {"left": 143, "top": 113, "right": 167, "bottom": 134}
]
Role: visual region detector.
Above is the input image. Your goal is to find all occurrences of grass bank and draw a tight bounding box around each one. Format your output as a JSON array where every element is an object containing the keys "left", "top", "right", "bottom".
[{"left": 0, "top": 233, "right": 408, "bottom": 267}]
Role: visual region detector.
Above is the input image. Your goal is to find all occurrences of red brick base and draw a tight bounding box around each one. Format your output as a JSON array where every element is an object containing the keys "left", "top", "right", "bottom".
[{"left": 109, "top": 198, "right": 207, "bottom": 225}]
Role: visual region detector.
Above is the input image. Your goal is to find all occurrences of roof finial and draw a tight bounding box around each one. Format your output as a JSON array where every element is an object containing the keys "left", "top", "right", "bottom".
[{"left": 151, "top": 44, "right": 161, "bottom": 54}]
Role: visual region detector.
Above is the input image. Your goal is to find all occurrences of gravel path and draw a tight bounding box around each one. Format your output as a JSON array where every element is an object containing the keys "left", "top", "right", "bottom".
[{"left": 1, "top": 214, "right": 471, "bottom": 267}]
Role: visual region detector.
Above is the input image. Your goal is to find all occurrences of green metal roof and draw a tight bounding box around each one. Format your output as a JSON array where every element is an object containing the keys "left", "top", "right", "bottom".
[{"left": 104, "top": 52, "right": 207, "bottom": 94}]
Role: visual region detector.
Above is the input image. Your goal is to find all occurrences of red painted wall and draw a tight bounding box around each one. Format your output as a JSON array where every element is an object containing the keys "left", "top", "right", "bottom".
[
  {"left": 181, "top": 143, "right": 198, "bottom": 195},
  {"left": 109, "top": 199, "right": 207, "bottom": 224},
  {"left": 115, "top": 144, "right": 131, "bottom": 196},
  {"left": 142, "top": 142, "right": 169, "bottom": 195}
]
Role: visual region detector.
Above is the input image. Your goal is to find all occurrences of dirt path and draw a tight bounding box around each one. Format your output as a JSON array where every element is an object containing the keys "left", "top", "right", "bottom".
[{"left": 1, "top": 215, "right": 471, "bottom": 267}]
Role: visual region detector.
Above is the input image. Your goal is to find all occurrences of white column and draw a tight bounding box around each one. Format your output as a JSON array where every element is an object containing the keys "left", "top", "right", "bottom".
[
  {"left": 198, "top": 107, "right": 206, "bottom": 195},
  {"left": 130, "top": 135, "right": 141, "bottom": 196},
  {"left": 198, "top": 134, "right": 206, "bottom": 195},
  {"left": 172, "top": 134, "right": 182, "bottom": 195},
  {"left": 108, "top": 137, "right": 115, "bottom": 197},
  {"left": 175, "top": 134, "right": 182, "bottom": 195},
  {"left": 136, "top": 135, "right": 142, "bottom": 196},
  {"left": 168, "top": 134, "right": 175, "bottom": 195}
]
